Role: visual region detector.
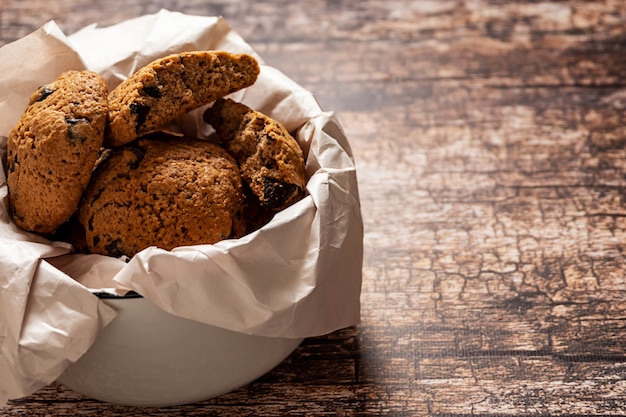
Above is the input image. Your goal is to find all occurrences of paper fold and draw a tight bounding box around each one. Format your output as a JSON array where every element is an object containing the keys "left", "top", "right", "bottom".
[{"left": 0, "top": 10, "right": 363, "bottom": 405}]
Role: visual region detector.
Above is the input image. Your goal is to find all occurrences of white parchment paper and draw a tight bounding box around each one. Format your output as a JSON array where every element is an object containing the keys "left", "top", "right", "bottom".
[{"left": 0, "top": 10, "right": 363, "bottom": 404}]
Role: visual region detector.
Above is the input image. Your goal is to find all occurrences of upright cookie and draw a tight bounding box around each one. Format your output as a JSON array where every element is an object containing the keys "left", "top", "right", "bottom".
[
  {"left": 6, "top": 70, "right": 108, "bottom": 234},
  {"left": 78, "top": 133, "right": 245, "bottom": 258},
  {"left": 106, "top": 51, "right": 260, "bottom": 147},
  {"left": 203, "top": 98, "right": 306, "bottom": 210}
]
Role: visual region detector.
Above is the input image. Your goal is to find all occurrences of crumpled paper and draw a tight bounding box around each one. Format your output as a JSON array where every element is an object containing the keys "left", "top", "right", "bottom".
[{"left": 0, "top": 9, "right": 363, "bottom": 405}]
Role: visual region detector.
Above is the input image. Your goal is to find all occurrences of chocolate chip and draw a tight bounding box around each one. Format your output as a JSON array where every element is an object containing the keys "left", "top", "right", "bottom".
[
  {"left": 130, "top": 102, "right": 151, "bottom": 132},
  {"left": 35, "top": 86, "right": 55, "bottom": 102},
  {"left": 105, "top": 238, "right": 124, "bottom": 256},
  {"left": 262, "top": 177, "right": 300, "bottom": 209},
  {"left": 142, "top": 86, "right": 161, "bottom": 98},
  {"left": 66, "top": 117, "right": 89, "bottom": 144},
  {"left": 126, "top": 144, "right": 147, "bottom": 169}
]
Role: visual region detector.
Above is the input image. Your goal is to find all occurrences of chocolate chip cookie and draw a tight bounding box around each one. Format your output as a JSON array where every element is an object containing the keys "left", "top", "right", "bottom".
[
  {"left": 6, "top": 70, "right": 108, "bottom": 234},
  {"left": 203, "top": 98, "right": 306, "bottom": 210},
  {"left": 78, "top": 133, "right": 245, "bottom": 257},
  {"left": 106, "top": 51, "right": 260, "bottom": 147}
]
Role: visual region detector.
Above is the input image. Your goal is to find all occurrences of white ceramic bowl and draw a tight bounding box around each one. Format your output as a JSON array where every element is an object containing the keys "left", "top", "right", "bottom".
[{"left": 57, "top": 294, "right": 302, "bottom": 407}]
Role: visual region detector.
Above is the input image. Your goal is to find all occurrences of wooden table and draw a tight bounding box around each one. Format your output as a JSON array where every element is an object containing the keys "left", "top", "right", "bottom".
[{"left": 3, "top": 0, "right": 626, "bottom": 415}]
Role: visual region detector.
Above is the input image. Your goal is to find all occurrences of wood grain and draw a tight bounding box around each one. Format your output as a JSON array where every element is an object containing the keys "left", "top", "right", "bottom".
[{"left": 3, "top": 0, "right": 626, "bottom": 415}]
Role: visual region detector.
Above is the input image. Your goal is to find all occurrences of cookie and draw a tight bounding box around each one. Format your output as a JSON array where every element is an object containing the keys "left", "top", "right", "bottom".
[
  {"left": 106, "top": 51, "right": 260, "bottom": 147},
  {"left": 6, "top": 70, "right": 108, "bottom": 234},
  {"left": 78, "top": 133, "right": 245, "bottom": 257},
  {"left": 203, "top": 98, "right": 306, "bottom": 210}
]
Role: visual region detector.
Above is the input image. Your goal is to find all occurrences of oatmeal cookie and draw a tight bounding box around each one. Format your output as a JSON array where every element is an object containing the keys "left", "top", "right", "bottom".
[
  {"left": 78, "top": 133, "right": 244, "bottom": 257},
  {"left": 6, "top": 70, "right": 108, "bottom": 234},
  {"left": 203, "top": 98, "right": 306, "bottom": 210},
  {"left": 106, "top": 51, "right": 260, "bottom": 147}
]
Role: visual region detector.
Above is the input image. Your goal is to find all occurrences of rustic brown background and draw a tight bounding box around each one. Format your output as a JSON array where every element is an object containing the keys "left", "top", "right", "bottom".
[{"left": 3, "top": 0, "right": 626, "bottom": 415}]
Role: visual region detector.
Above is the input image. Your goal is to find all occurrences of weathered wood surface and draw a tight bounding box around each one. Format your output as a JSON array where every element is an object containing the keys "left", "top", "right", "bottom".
[{"left": 3, "top": 0, "right": 626, "bottom": 415}]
